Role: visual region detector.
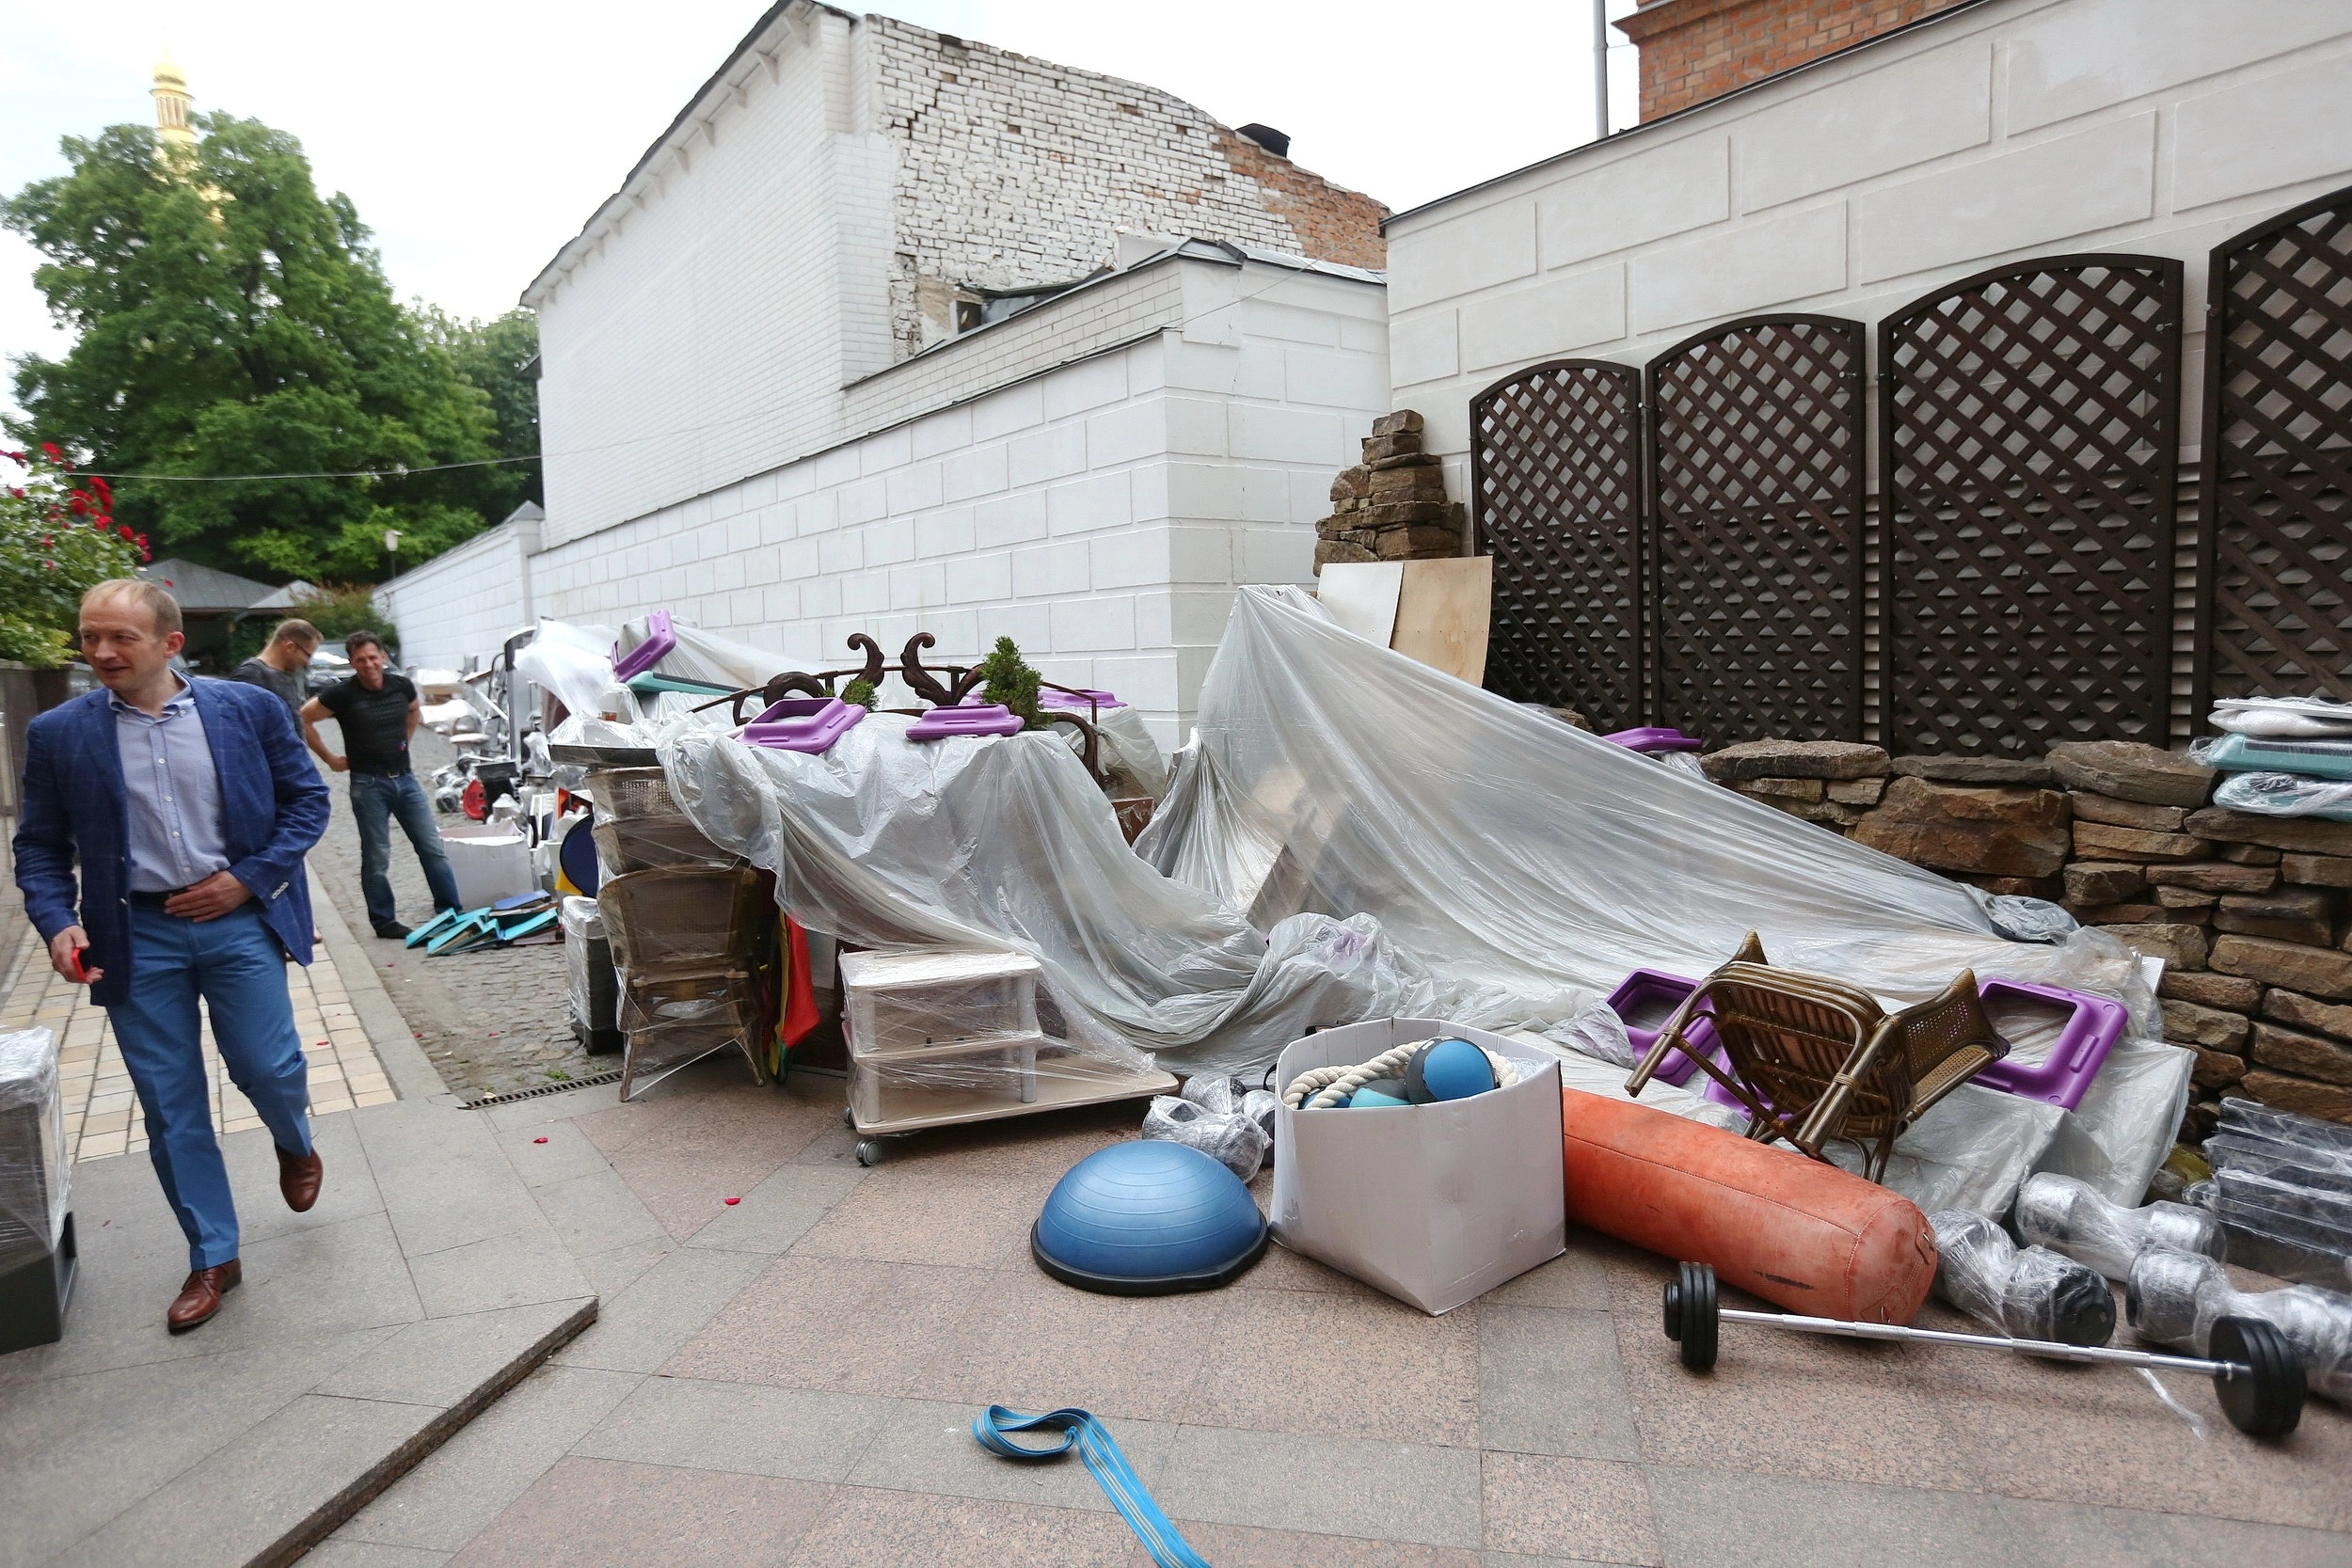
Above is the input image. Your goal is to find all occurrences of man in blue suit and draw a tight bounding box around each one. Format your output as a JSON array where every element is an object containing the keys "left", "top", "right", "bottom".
[{"left": 14, "top": 578, "right": 333, "bottom": 1331}]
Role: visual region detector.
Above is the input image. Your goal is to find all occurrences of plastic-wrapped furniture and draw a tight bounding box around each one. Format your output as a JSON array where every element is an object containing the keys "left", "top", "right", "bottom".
[
  {"left": 1970, "top": 979, "right": 2128, "bottom": 1111},
  {"left": 1627, "top": 931, "right": 2008, "bottom": 1182},
  {"left": 562, "top": 895, "right": 622, "bottom": 1055},
  {"left": 2012, "top": 1171, "right": 2222, "bottom": 1281},
  {"left": 1604, "top": 969, "right": 1719, "bottom": 1087},
  {"left": 586, "top": 765, "right": 733, "bottom": 875},
  {"left": 0, "top": 1029, "right": 74, "bottom": 1354},
  {"left": 2199, "top": 1097, "right": 2352, "bottom": 1289},
  {"left": 1930, "top": 1208, "right": 2115, "bottom": 1345},
  {"left": 599, "top": 865, "right": 771, "bottom": 1100},
  {"left": 2128, "top": 1245, "right": 2352, "bottom": 1402}
]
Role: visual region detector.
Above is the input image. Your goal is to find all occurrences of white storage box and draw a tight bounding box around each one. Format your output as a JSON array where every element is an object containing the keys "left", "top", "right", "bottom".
[
  {"left": 439, "top": 824, "right": 535, "bottom": 909},
  {"left": 1270, "top": 1018, "right": 1565, "bottom": 1315},
  {"left": 840, "top": 949, "right": 1044, "bottom": 1129}
]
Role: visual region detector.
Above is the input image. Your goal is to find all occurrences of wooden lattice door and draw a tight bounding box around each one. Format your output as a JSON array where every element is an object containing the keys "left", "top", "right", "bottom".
[
  {"left": 2195, "top": 184, "right": 2352, "bottom": 709},
  {"left": 1646, "top": 316, "right": 1866, "bottom": 744},
  {"left": 1881, "top": 255, "right": 2184, "bottom": 755},
  {"left": 1470, "top": 358, "right": 1645, "bottom": 730}
]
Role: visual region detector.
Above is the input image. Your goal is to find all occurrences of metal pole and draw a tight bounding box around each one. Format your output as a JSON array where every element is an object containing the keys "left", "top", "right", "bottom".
[
  {"left": 1717, "top": 1307, "right": 2247, "bottom": 1378},
  {"left": 1593, "top": 0, "right": 1612, "bottom": 140}
]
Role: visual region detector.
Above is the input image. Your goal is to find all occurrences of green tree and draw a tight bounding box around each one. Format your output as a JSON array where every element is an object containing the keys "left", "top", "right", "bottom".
[
  {"left": 4, "top": 113, "right": 506, "bottom": 583},
  {"left": 414, "top": 305, "right": 540, "bottom": 512}
]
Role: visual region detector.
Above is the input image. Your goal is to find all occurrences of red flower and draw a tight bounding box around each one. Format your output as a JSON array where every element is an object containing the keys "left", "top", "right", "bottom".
[
  {"left": 117, "top": 524, "right": 134, "bottom": 540},
  {"left": 6, "top": 487, "right": 21, "bottom": 499},
  {"left": 68, "top": 494, "right": 87, "bottom": 514},
  {"left": 90, "top": 476, "right": 112, "bottom": 501},
  {"left": 3, "top": 451, "right": 22, "bottom": 463},
  {"left": 135, "top": 532, "right": 149, "bottom": 547},
  {"left": 40, "top": 442, "right": 60, "bottom": 459},
  {"left": 41, "top": 534, "right": 52, "bottom": 546}
]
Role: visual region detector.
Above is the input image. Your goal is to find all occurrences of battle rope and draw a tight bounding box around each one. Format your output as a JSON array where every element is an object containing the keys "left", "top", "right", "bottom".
[
  {"left": 971, "top": 1405, "right": 1212, "bottom": 1567},
  {"left": 1279, "top": 1037, "right": 1518, "bottom": 1109}
]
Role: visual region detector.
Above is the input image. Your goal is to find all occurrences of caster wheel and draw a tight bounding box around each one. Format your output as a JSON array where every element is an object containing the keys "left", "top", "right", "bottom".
[
  {"left": 842, "top": 1105, "right": 856, "bottom": 1129},
  {"left": 855, "top": 1139, "right": 884, "bottom": 1167}
]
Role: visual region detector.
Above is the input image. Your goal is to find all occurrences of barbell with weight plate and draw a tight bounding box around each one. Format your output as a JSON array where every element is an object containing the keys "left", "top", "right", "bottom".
[{"left": 1661, "top": 1260, "right": 2304, "bottom": 1440}]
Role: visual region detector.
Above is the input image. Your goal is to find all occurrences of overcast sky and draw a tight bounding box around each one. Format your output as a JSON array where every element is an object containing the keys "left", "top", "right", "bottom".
[{"left": 1, "top": 1, "right": 1638, "bottom": 421}]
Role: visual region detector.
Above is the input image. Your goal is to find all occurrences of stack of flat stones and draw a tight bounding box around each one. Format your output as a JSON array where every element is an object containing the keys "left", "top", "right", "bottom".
[
  {"left": 1314, "top": 409, "right": 1465, "bottom": 570},
  {"left": 1691, "top": 734, "right": 2352, "bottom": 1132}
]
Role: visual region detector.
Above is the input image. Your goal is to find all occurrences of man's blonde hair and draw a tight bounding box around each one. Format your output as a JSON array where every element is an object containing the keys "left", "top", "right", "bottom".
[
  {"left": 81, "top": 578, "right": 183, "bottom": 637},
  {"left": 270, "top": 617, "right": 322, "bottom": 647}
]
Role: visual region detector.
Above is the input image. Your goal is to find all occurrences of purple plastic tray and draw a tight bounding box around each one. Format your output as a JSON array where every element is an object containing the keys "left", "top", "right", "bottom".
[
  {"left": 1040, "top": 687, "right": 1124, "bottom": 712},
  {"left": 1607, "top": 969, "right": 1720, "bottom": 1087},
  {"left": 907, "top": 703, "right": 1023, "bottom": 741},
  {"left": 739, "top": 696, "right": 864, "bottom": 753},
  {"left": 611, "top": 610, "right": 676, "bottom": 682},
  {"left": 1603, "top": 725, "right": 1704, "bottom": 753},
  {"left": 1971, "top": 978, "right": 2128, "bottom": 1111}
]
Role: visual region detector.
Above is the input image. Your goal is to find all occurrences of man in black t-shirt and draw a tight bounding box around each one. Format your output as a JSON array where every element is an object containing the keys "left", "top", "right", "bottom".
[{"left": 298, "top": 630, "right": 463, "bottom": 938}]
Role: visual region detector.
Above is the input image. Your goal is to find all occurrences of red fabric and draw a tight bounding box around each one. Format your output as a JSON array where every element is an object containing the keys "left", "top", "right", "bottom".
[
  {"left": 1561, "top": 1087, "right": 1937, "bottom": 1323},
  {"left": 779, "top": 914, "right": 820, "bottom": 1048}
]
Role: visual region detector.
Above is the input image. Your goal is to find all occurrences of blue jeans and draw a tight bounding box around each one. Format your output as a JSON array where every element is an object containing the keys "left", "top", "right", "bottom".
[
  {"left": 350, "top": 772, "right": 463, "bottom": 929},
  {"left": 106, "top": 902, "right": 313, "bottom": 1271}
]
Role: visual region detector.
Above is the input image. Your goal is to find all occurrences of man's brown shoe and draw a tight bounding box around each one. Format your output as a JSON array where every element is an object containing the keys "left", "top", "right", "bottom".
[
  {"left": 167, "top": 1261, "right": 241, "bottom": 1333},
  {"left": 277, "top": 1144, "right": 324, "bottom": 1212}
]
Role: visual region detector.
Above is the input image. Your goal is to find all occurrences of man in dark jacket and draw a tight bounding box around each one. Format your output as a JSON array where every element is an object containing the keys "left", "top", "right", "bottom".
[{"left": 13, "top": 579, "right": 332, "bottom": 1332}]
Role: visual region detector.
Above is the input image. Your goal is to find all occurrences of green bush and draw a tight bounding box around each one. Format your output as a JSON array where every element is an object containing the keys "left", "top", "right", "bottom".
[
  {"left": 0, "top": 446, "right": 145, "bottom": 667},
  {"left": 974, "top": 635, "right": 1045, "bottom": 730}
]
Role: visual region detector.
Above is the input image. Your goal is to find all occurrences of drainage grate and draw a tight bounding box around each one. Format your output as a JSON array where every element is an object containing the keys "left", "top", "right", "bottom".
[{"left": 458, "top": 1069, "right": 624, "bottom": 1110}]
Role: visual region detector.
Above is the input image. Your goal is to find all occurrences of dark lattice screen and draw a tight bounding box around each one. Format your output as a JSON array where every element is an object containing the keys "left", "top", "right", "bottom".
[
  {"left": 1881, "top": 256, "right": 2183, "bottom": 755},
  {"left": 2196, "top": 184, "right": 2352, "bottom": 708},
  {"left": 1470, "top": 358, "right": 1645, "bottom": 729},
  {"left": 1647, "top": 316, "right": 1864, "bottom": 744}
]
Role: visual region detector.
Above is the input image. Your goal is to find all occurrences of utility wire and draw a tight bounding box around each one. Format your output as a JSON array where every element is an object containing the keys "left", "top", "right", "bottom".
[{"left": 56, "top": 454, "right": 542, "bottom": 481}]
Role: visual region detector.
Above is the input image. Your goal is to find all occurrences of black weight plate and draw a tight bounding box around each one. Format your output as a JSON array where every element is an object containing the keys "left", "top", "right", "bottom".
[
  {"left": 1677, "top": 1261, "right": 1719, "bottom": 1371},
  {"left": 2210, "top": 1316, "right": 2303, "bottom": 1439},
  {"left": 1663, "top": 1279, "right": 1681, "bottom": 1341}
]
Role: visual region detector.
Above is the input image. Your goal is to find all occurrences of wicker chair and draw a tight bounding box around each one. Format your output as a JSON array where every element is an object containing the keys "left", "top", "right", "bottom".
[
  {"left": 599, "top": 865, "right": 772, "bottom": 1100},
  {"left": 1626, "top": 931, "right": 2008, "bottom": 1182}
]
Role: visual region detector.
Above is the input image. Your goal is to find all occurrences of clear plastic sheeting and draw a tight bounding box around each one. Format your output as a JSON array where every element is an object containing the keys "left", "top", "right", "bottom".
[
  {"left": 1084, "top": 705, "right": 1170, "bottom": 800},
  {"left": 2200, "top": 1096, "right": 2352, "bottom": 1287},
  {"left": 1136, "top": 586, "right": 2158, "bottom": 1037},
  {"left": 516, "top": 618, "right": 621, "bottom": 721},
  {"left": 2127, "top": 1246, "right": 2352, "bottom": 1402},
  {"left": 1930, "top": 1208, "right": 2117, "bottom": 1345},
  {"left": 0, "top": 1028, "right": 69, "bottom": 1275},
  {"left": 2014, "top": 1171, "right": 2223, "bottom": 1281},
  {"left": 2207, "top": 696, "right": 2352, "bottom": 738},
  {"left": 615, "top": 615, "right": 820, "bottom": 693},
  {"left": 1141, "top": 1076, "right": 1275, "bottom": 1181},
  {"left": 562, "top": 895, "right": 613, "bottom": 1040},
  {"left": 2207, "top": 770, "right": 2352, "bottom": 820}
]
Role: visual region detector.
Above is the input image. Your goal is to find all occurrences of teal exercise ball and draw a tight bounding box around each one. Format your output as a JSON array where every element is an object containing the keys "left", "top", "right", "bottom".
[{"left": 1031, "top": 1141, "right": 1267, "bottom": 1295}]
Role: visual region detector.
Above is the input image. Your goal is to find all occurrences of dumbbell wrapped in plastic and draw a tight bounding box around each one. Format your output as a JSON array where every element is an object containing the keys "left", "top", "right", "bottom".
[
  {"left": 2012, "top": 1172, "right": 2223, "bottom": 1281},
  {"left": 1141, "top": 1076, "right": 1278, "bottom": 1181},
  {"left": 2126, "top": 1245, "right": 2352, "bottom": 1402},
  {"left": 1930, "top": 1210, "right": 2116, "bottom": 1346}
]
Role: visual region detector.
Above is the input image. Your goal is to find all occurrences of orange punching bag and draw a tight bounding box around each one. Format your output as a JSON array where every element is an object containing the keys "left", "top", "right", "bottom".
[{"left": 1561, "top": 1088, "right": 1936, "bottom": 1323}]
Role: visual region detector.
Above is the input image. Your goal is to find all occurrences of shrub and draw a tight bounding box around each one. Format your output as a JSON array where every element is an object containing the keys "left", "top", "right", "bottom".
[{"left": 0, "top": 445, "right": 146, "bottom": 667}]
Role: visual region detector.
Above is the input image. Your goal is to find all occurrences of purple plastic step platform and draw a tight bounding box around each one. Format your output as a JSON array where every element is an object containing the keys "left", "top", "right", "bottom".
[
  {"left": 1603, "top": 726, "right": 1704, "bottom": 754},
  {"left": 907, "top": 703, "right": 1023, "bottom": 741},
  {"left": 1605, "top": 969, "right": 1720, "bottom": 1087},
  {"left": 739, "top": 696, "right": 864, "bottom": 753},
  {"left": 612, "top": 610, "right": 676, "bottom": 681},
  {"left": 1041, "top": 687, "right": 1125, "bottom": 711},
  {"left": 1971, "top": 978, "right": 2128, "bottom": 1112}
]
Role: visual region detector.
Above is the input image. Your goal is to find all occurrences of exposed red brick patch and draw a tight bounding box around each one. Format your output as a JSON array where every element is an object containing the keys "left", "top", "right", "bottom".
[{"left": 1617, "top": 0, "right": 1969, "bottom": 120}]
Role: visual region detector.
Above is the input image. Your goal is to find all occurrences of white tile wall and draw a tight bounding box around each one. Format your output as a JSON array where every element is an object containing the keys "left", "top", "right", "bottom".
[{"left": 1385, "top": 0, "right": 2352, "bottom": 463}]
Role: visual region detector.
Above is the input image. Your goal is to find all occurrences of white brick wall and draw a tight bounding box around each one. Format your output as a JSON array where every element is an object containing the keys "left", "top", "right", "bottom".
[
  {"left": 516, "top": 253, "right": 1387, "bottom": 746},
  {"left": 1385, "top": 0, "right": 2352, "bottom": 482},
  {"left": 372, "top": 518, "right": 538, "bottom": 673}
]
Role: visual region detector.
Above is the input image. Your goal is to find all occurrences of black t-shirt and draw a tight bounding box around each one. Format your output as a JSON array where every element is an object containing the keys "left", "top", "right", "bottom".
[{"left": 322, "top": 673, "right": 418, "bottom": 775}]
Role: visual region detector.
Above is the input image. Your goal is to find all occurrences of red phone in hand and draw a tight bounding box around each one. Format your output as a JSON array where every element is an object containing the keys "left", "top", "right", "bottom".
[{"left": 66, "top": 947, "right": 91, "bottom": 984}]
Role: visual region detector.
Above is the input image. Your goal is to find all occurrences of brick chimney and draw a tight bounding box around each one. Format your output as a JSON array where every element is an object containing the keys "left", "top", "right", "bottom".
[{"left": 1615, "top": 0, "right": 1969, "bottom": 121}]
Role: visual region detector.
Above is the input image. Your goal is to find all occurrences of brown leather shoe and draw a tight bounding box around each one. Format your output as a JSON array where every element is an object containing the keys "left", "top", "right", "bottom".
[
  {"left": 167, "top": 1260, "right": 241, "bottom": 1333},
  {"left": 277, "top": 1144, "right": 324, "bottom": 1212}
]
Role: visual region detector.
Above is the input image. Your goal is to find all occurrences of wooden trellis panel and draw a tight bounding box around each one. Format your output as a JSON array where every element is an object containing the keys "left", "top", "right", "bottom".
[
  {"left": 2195, "top": 183, "right": 2352, "bottom": 709},
  {"left": 1646, "top": 316, "right": 1865, "bottom": 744},
  {"left": 1881, "top": 255, "right": 2183, "bottom": 756},
  {"left": 1470, "top": 358, "right": 1645, "bottom": 730}
]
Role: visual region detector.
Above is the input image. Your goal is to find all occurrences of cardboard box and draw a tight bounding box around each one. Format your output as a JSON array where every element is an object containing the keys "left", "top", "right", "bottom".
[
  {"left": 1269, "top": 1018, "right": 1565, "bottom": 1314},
  {"left": 439, "top": 825, "right": 535, "bottom": 910}
]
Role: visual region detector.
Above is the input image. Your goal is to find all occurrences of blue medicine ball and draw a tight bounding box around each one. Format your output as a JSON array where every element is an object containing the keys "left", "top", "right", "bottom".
[
  {"left": 1405, "top": 1037, "right": 1496, "bottom": 1103},
  {"left": 1031, "top": 1141, "right": 1267, "bottom": 1295},
  {"left": 1349, "top": 1078, "right": 1410, "bottom": 1108}
]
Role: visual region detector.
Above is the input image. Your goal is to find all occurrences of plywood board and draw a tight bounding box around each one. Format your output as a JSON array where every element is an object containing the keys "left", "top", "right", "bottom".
[
  {"left": 1391, "top": 556, "right": 1493, "bottom": 687},
  {"left": 1316, "top": 562, "right": 1404, "bottom": 647}
]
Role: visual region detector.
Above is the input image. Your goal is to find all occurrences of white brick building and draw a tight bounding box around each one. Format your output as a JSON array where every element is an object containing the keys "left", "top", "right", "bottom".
[{"left": 377, "top": 2, "right": 1389, "bottom": 742}]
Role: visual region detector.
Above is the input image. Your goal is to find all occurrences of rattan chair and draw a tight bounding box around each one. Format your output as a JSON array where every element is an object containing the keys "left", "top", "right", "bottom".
[
  {"left": 1626, "top": 931, "right": 2007, "bottom": 1181},
  {"left": 598, "top": 865, "right": 771, "bottom": 1100}
]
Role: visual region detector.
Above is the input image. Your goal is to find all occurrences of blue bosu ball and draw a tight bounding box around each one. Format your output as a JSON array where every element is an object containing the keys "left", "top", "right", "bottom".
[{"left": 1031, "top": 1141, "right": 1268, "bottom": 1294}]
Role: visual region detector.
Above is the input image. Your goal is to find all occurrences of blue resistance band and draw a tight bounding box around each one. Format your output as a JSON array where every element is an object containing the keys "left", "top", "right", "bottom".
[{"left": 970, "top": 1405, "right": 1211, "bottom": 1567}]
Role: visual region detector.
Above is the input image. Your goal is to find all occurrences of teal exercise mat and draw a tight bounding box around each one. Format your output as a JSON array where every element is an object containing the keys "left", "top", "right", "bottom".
[{"left": 970, "top": 1405, "right": 1210, "bottom": 1567}]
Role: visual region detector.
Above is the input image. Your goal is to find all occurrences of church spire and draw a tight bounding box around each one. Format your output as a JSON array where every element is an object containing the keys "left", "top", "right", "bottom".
[{"left": 152, "top": 52, "right": 196, "bottom": 158}]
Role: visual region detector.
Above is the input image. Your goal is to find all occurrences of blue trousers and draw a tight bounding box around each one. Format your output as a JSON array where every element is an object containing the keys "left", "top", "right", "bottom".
[
  {"left": 106, "top": 902, "right": 313, "bottom": 1271},
  {"left": 350, "top": 772, "right": 463, "bottom": 929}
]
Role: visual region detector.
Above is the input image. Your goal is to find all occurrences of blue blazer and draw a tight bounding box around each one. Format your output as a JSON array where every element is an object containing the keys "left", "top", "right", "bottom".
[{"left": 13, "top": 677, "right": 331, "bottom": 1007}]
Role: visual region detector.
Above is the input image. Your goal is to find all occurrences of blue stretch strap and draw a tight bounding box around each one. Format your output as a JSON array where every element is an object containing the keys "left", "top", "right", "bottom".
[{"left": 970, "top": 1406, "right": 1211, "bottom": 1568}]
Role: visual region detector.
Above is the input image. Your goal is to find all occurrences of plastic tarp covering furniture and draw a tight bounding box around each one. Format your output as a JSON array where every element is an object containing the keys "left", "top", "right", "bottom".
[
  {"left": 0, "top": 1029, "right": 68, "bottom": 1274},
  {"left": 515, "top": 619, "right": 621, "bottom": 721},
  {"left": 615, "top": 614, "right": 820, "bottom": 695}
]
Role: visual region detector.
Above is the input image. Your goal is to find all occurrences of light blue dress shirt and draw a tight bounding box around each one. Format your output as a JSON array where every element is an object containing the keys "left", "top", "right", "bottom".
[{"left": 112, "top": 674, "right": 233, "bottom": 893}]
